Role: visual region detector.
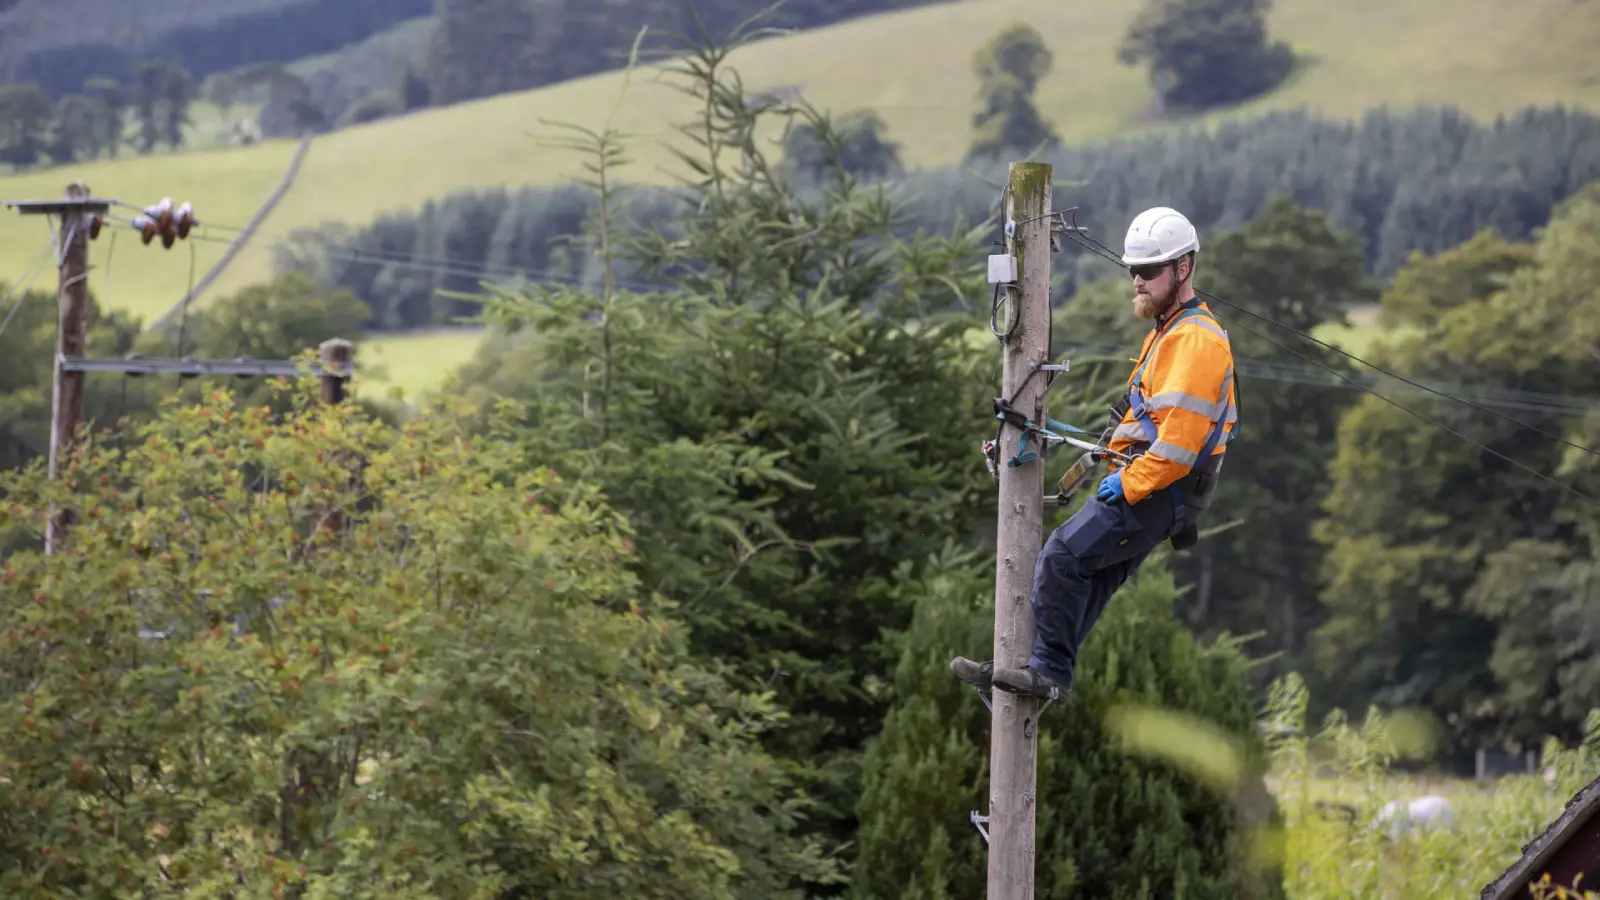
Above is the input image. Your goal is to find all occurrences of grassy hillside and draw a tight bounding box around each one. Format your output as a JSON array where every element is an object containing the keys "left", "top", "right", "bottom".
[{"left": 0, "top": 0, "right": 1596, "bottom": 327}]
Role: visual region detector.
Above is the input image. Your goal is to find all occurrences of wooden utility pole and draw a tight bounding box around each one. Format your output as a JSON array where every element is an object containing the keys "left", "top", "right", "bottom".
[
  {"left": 317, "top": 338, "right": 354, "bottom": 542},
  {"left": 35, "top": 182, "right": 104, "bottom": 555},
  {"left": 988, "top": 161, "right": 1053, "bottom": 900},
  {"left": 318, "top": 338, "right": 353, "bottom": 405},
  {"left": 6, "top": 185, "right": 359, "bottom": 554}
]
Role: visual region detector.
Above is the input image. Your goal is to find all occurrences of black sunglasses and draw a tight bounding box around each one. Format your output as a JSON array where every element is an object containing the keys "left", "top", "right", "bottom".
[{"left": 1128, "top": 262, "right": 1173, "bottom": 281}]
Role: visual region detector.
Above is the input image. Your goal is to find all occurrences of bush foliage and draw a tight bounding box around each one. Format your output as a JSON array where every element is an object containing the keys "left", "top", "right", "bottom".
[{"left": 0, "top": 385, "right": 840, "bottom": 897}]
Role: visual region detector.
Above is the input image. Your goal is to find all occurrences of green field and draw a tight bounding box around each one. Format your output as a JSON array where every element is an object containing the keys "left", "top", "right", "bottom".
[
  {"left": 356, "top": 327, "right": 487, "bottom": 404},
  {"left": 0, "top": 0, "right": 1595, "bottom": 329}
]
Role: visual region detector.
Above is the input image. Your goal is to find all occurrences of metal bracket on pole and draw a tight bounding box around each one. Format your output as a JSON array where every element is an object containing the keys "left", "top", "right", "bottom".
[
  {"left": 970, "top": 683, "right": 993, "bottom": 712},
  {"left": 1022, "top": 687, "right": 1061, "bottom": 739},
  {"left": 58, "top": 354, "right": 354, "bottom": 379},
  {"left": 971, "top": 811, "right": 990, "bottom": 844},
  {"left": 1049, "top": 207, "right": 1089, "bottom": 253}
]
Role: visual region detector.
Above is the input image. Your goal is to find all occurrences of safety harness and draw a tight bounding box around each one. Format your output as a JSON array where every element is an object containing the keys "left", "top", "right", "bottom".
[
  {"left": 978, "top": 299, "right": 1239, "bottom": 549},
  {"left": 1121, "top": 298, "right": 1239, "bottom": 548}
]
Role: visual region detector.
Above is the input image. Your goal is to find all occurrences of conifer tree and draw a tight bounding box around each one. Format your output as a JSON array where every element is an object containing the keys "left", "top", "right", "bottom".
[{"left": 855, "top": 552, "right": 1284, "bottom": 899}]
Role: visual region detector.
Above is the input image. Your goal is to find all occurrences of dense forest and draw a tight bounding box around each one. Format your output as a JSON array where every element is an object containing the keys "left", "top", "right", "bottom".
[
  {"left": 0, "top": 0, "right": 431, "bottom": 97},
  {"left": 273, "top": 103, "right": 1600, "bottom": 330}
]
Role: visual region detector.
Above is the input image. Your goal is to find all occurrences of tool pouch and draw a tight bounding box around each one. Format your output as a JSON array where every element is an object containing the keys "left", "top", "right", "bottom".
[{"left": 1170, "top": 521, "right": 1200, "bottom": 551}]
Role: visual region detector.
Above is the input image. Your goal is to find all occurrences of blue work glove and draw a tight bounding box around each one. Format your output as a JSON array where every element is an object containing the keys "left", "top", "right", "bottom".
[{"left": 1096, "top": 472, "right": 1125, "bottom": 504}]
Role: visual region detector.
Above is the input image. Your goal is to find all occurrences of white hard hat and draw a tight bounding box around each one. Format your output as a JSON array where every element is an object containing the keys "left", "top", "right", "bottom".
[{"left": 1121, "top": 206, "right": 1199, "bottom": 266}]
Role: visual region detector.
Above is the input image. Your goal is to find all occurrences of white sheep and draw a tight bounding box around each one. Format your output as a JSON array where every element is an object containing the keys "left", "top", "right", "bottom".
[{"left": 1372, "top": 794, "right": 1455, "bottom": 837}]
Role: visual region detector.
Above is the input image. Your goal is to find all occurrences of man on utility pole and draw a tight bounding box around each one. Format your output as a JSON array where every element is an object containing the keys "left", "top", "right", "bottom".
[
  {"left": 978, "top": 160, "right": 1056, "bottom": 899},
  {"left": 954, "top": 204, "right": 1236, "bottom": 699},
  {"left": 952, "top": 196, "right": 1239, "bottom": 894}
]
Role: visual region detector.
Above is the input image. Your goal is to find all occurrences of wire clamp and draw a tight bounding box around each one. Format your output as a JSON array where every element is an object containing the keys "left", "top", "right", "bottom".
[{"left": 1049, "top": 207, "right": 1089, "bottom": 252}]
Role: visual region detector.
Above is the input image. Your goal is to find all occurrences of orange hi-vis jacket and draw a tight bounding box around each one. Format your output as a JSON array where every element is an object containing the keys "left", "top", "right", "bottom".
[{"left": 1106, "top": 298, "right": 1238, "bottom": 506}]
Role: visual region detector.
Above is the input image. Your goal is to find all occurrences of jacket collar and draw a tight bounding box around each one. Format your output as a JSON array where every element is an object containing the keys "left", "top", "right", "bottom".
[{"left": 1155, "top": 296, "right": 1203, "bottom": 330}]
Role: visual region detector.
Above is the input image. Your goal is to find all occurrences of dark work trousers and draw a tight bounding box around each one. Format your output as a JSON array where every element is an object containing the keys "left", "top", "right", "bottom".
[{"left": 1025, "top": 487, "right": 1180, "bottom": 688}]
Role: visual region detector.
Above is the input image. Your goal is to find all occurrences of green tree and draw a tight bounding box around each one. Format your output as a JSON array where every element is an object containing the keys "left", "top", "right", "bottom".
[
  {"left": 45, "top": 93, "right": 101, "bottom": 163},
  {"left": 1312, "top": 184, "right": 1600, "bottom": 753},
  {"left": 1118, "top": 0, "right": 1295, "bottom": 112},
  {"left": 83, "top": 78, "right": 126, "bottom": 158},
  {"left": 849, "top": 552, "right": 990, "bottom": 899},
  {"left": 0, "top": 283, "right": 144, "bottom": 473},
  {"left": 159, "top": 64, "right": 197, "bottom": 148},
  {"left": 399, "top": 67, "right": 432, "bottom": 111},
  {"left": 176, "top": 272, "right": 371, "bottom": 363},
  {"left": 854, "top": 552, "right": 1283, "bottom": 900},
  {"left": 131, "top": 61, "right": 165, "bottom": 152},
  {"left": 292, "top": 104, "right": 1600, "bottom": 323},
  {"left": 453, "top": 16, "right": 998, "bottom": 864},
  {"left": 1179, "top": 196, "right": 1375, "bottom": 661},
  {"left": 966, "top": 23, "right": 1059, "bottom": 161},
  {"left": 0, "top": 385, "right": 841, "bottom": 897},
  {"left": 1375, "top": 229, "right": 1534, "bottom": 328},
  {"left": 0, "top": 83, "right": 53, "bottom": 168},
  {"left": 129, "top": 60, "right": 195, "bottom": 151},
  {"left": 779, "top": 109, "right": 903, "bottom": 182},
  {"left": 229, "top": 61, "right": 327, "bottom": 137},
  {"left": 129, "top": 271, "right": 376, "bottom": 415},
  {"left": 426, "top": 0, "right": 546, "bottom": 105}
]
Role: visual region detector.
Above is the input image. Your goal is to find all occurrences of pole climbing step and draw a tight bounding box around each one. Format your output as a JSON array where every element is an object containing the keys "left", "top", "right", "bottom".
[{"left": 966, "top": 682, "right": 1061, "bottom": 847}]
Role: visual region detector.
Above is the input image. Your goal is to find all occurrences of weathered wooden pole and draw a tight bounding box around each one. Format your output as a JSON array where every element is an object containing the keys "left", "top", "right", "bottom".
[
  {"left": 988, "top": 160, "right": 1053, "bottom": 900},
  {"left": 46, "top": 182, "right": 95, "bottom": 555}
]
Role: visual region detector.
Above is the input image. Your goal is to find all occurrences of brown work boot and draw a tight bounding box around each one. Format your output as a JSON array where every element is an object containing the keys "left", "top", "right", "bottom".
[
  {"left": 990, "top": 665, "right": 1069, "bottom": 699},
  {"left": 950, "top": 656, "right": 994, "bottom": 690}
]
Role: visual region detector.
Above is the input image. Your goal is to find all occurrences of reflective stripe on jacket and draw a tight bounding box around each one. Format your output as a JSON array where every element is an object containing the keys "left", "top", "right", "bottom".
[{"left": 1107, "top": 299, "right": 1237, "bottom": 505}]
